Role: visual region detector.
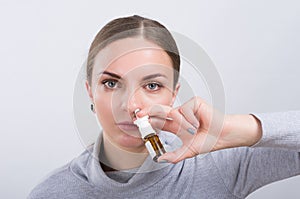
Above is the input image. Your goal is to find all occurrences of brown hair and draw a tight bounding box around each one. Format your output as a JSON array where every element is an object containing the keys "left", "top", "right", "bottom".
[{"left": 86, "top": 15, "right": 180, "bottom": 88}]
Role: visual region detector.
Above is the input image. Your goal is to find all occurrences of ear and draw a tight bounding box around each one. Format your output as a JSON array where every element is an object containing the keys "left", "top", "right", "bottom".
[
  {"left": 85, "top": 80, "right": 94, "bottom": 102},
  {"left": 170, "top": 83, "right": 180, "bottom": 106}
]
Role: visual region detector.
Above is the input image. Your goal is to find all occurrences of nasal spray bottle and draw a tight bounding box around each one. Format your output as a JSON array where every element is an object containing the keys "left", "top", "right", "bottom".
[{"left": 134, "top": 109, "right": 166, "bottom": 162}]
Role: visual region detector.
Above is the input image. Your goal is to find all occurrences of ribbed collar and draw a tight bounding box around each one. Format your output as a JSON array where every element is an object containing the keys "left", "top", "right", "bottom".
[{"left": 86, "top": 132, "right": 181, "bottom": 194}]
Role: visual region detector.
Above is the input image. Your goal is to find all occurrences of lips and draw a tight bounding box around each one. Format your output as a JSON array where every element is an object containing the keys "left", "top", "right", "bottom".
[{"left": 116, "top": 121, "right": 139, "bottom": 131}]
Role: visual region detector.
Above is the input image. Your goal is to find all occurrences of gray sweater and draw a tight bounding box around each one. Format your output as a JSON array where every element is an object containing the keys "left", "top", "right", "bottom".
[{"left": 28, "top": 111, "right": 300, "bottom": 199}]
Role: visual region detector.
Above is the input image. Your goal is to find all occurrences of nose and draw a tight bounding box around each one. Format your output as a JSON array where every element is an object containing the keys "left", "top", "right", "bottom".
[{"left": 121, "top": 88, "right": 144, "bottom": 118}]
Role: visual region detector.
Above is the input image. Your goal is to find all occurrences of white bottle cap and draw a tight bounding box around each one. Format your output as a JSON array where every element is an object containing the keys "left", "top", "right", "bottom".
[{"left": 133, "top": 115, "right": 156, "bottom": 138}]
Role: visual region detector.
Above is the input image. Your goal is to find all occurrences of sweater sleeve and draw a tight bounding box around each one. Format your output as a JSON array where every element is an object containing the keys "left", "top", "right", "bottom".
[
  {"left": 250, "top": 111, "right": 300, "bottom": 151},
  {"left": 211, "top": 111, "right": 300, "bottom": 198}
]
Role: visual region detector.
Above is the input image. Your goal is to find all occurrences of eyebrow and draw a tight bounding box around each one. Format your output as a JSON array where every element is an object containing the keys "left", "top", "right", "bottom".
[
  {"left": 97, "top": 71, "right": 121, "bottom": 79},
  {"left": 142, "top": 73, "right": 167, "bottom": 81},
  {"left": 98, "top": 71, "right": 167, "bottom": 81}
]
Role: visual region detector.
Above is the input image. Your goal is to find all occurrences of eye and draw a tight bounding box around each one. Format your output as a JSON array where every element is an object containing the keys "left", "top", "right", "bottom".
[
  {"left": 145, "top": 82, "right": 162, "bottom": 91},
  {"left": 102, "top": 79, "right": 119, "bottom": 89}
]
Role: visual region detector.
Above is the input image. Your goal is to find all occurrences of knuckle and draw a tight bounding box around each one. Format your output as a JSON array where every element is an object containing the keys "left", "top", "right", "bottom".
[{"left": 193, "top": 96, "right": 201, "bottom": 102}]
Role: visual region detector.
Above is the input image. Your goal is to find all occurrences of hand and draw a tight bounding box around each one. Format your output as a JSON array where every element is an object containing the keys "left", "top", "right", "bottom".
[{"left": 137, "top": 96, "right": 262, "bottom": 163}]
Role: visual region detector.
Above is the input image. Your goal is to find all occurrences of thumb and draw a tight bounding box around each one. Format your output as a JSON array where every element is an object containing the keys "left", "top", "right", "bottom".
[{"left": 157, "top": 146, "right": 197, "bottom": 164}]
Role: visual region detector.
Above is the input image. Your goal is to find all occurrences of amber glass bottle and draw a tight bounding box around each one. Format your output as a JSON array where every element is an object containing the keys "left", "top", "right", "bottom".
[{"left": 134, "top": 113, "right": 166, "bottom": 162}]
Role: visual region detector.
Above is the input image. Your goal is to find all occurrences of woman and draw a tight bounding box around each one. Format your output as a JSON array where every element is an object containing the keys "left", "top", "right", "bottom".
[{"left": 28, "top": 15, "right": 300, "bottom": 199}]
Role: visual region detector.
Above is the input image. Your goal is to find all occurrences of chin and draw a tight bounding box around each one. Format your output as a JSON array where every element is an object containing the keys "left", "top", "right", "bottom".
[
  {"left": 103, "top": 127, "right": 145, "bottom": 151},
  {"left": 117, "top": 133, "right": 145, "bottom": 150}
]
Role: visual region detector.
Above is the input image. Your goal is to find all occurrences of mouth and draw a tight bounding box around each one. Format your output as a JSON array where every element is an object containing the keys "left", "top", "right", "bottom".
[{"left": 116, "top": 121, "right": 139, "bottom": 131}]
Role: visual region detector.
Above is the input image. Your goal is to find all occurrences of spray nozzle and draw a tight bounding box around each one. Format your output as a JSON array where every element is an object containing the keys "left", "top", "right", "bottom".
[
  {"left": 133, "top": 108, "right": 155, "bottom": 138},
  {"left": 134, "top": 108, "right": 141, "bottom": 119}
]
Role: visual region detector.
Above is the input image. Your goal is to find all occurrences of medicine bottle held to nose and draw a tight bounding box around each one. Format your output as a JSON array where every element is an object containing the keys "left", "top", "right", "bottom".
[{"left": 134, "top": 109, "right": 166, "bottom": 162}]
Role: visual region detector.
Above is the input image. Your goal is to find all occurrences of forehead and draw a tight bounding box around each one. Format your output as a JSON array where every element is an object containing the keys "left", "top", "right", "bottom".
[{"left": 93, "top": 38, "right": 173, "bottom": 77}]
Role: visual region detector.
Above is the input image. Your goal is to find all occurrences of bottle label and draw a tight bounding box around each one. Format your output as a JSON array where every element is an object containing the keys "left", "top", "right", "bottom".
[{"left": 145, "top": 141, "right": 156, "bottom": 159}]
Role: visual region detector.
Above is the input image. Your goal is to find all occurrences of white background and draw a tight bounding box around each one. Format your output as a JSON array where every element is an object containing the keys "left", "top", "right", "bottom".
[{"left": 0, "top": 0, "right": 299, "bottom": 198}]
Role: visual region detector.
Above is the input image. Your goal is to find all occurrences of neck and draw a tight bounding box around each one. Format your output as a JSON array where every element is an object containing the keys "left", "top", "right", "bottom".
[{"left": 100, "top": 133, "right": 148, "bottom": 172}]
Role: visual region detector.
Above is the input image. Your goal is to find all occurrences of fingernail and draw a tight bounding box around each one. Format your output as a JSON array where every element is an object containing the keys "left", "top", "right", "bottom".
[
  {"left": 187, "top": 128, "right": 196, "bottom": 135},
  {"left": 166, "top": 117, "right": 173, "bottom": 121},
  {"left": 158, "top": 159, "right": 169, "bottom": 163}
]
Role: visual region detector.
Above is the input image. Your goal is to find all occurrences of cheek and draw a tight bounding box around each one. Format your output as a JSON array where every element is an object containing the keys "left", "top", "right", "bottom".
[
  {"left": 94, "top": 93, "right": 114, "bottom": 124},
  {"left": 145, "top": 90, "right": 174, "bottom": 106}
]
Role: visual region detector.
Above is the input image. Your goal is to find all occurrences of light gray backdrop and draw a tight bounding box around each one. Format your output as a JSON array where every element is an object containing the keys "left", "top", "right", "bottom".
[{"left": 0, "top": 0, "right": 299, "bottom": 198}]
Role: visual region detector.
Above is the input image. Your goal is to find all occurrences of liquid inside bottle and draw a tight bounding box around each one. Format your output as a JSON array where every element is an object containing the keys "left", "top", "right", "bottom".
[{"left": 144, "top": 133, "right": 166, "bottom": 162}]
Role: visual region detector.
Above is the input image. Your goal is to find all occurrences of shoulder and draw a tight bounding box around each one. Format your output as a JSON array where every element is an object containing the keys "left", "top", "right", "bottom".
[
  {"left": 28, "top": 147, "right": 93, "bottom": 199},
  {"left": 27, "top": 162, "right": 73, "bottom": 199}
]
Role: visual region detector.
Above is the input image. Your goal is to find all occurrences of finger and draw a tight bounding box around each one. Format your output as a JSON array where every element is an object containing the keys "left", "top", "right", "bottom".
[
  {"left": 182, "top": 97, "right": 206, "bottom": 126},
  {"left": 136, "top": 104, "right": 173, "bottom": 120},
  {"left": 179, "top": 100, "right": 200, "bottom": 129},
  {"left": 157, "top": 132, "right": 213, "bottom": 163},
  {"left": 137, "top": 104, "right": 199, "bottom": 142},
  {"left": 149, "top": 114, "right": 198, "bottom": 142},
  {"left": 149, "top": 116, "right": 182, "bottom": 133},
  {"left": 157, "top": 144, "right": 199, "bottom": 164}
]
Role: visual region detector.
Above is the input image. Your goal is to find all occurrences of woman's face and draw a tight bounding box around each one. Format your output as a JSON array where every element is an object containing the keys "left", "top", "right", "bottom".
[{"left": 86, "top": 37, "right": 179, "bottom": 153}]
